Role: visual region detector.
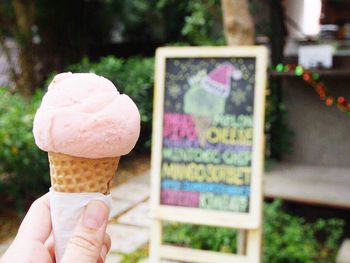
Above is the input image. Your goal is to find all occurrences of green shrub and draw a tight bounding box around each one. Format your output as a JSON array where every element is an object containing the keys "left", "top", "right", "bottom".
[
  {"left": 264, "top": 200, "right": 344, "bottom": 263},
  {"left": 163, "top": 200, "right": 344, "bottom": 263},
  {"left": 163, "top": 223, "right": 237, "bottom": 252},
  {"left": 0, "top": 89, "right": 49, "bottom": 211},
  {"left": 181, "top": 0, "right": 224, "bottom": 45},
  {"left": 67, "top": 56, "right": 154, "bottom": 151},
  {"left": 265, "top": 80, "right": 293, "bottom": 162}
]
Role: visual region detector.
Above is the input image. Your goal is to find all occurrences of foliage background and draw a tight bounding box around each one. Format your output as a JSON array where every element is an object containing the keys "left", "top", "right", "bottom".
[
  {"left": 163, "top": 200, "right": 344, "bottom": 263},
  {"left": 0, "top": 89, "right": 48, "bottom": 212}
]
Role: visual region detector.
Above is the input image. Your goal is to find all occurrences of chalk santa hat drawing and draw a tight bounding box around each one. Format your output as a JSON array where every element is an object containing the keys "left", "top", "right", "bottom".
[
  {"left": 183, "top": 62, "right": 242, "bottom": 146},
  {"left": 184, "top": 62, "right": 242, "bottom": 118},
  {"left": 201, "top": 62, "right": 242, "bottom": 98}
]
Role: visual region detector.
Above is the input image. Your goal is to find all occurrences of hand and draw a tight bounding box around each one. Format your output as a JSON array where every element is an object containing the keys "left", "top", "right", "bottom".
[
  {"left": 1, "top": 194, "right": 111, "bottom": 263},
  {"left": 61, "top": 200, "right": 111, "bottom": 263}
]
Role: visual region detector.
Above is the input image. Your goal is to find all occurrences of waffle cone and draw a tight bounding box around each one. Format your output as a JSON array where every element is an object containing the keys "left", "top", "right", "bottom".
[
  {"left": 48, "top": 152, "right": 120, "bottom": 194},
  {"left": 194, "top": 116, "right": 212, "bottom": 147}
]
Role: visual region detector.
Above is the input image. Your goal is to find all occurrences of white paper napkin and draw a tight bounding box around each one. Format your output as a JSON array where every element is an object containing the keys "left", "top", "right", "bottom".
[{"left": 49, "top": 188, "right": 112, "bottom": 262}]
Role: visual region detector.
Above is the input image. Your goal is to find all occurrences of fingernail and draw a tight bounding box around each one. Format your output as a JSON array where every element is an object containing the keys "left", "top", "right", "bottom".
[
  {"left": 101, "top": 244, "right": 108, "bottom": 259},
  {"left": 83, "top": 201, "right": 108, "bottom": 230}
]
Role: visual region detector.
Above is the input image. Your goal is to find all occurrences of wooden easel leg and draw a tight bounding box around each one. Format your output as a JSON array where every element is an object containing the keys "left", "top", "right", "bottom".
[
  {"left": 237, "top": 229, "right": 247, "bottom": 255},
  {"left": 150, "top": 219, "right": 162, "bottom": 263},
  {"left": 246, "top": 227, "right": 262, "bottom": 263}
]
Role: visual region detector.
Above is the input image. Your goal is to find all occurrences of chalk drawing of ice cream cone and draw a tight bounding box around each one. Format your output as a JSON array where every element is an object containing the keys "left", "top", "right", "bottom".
[
  {"left": 184, "top": 63, "right": 242, "bottom": 146},
  {"left": 193, "top": 116, "right": 212, "bottom": 146}
]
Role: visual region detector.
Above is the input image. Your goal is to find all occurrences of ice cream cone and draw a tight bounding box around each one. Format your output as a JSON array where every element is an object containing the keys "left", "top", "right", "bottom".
[
  {"left": 48, "top": 152, "right": 120, "bottom": 194},
  {"left": 194, "top": 116, "right": 212, "bottom": 147},
  {"left": 32, "top": 73, "right": 140, "bottom": 263}
]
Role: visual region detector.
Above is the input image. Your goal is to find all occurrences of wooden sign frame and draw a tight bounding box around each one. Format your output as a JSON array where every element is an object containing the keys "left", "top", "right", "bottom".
[{"left": 150, "top": 46, "right": 268, "bottom": 262}]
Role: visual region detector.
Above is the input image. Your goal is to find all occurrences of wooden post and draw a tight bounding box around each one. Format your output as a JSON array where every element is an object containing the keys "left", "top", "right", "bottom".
[
  {"left": 12, "top": 0, "right": 37, "bottom": 97},
  {"left": 247, "top": 227, "right": 263, "bottom": 263},
  {"left": 221, "top": 0, "right": 255, "bottom": 45},
  {"left": 221, "top": 2, "right": 258, "bottom": 256},
  {"left": 150, "top": 219, "right": 162, "bottom": 263},
  {"left": 237, "top": 229, "right": 247, "bottom": 254}
]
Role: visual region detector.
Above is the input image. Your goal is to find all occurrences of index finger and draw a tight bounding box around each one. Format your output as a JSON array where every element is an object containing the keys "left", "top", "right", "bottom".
[{"left": 16, "top": 193, "right": 52, "bottom": 243}]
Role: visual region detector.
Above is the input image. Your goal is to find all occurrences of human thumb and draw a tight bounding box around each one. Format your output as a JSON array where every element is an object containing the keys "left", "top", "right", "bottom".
[{"left": 61, "top": 200, "right": 109, "bottom": 263}]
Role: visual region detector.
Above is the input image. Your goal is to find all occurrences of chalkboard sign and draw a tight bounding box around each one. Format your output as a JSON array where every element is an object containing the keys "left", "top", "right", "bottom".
[{"left": 150, "top": 47, "right": 267, "bottom": 229}]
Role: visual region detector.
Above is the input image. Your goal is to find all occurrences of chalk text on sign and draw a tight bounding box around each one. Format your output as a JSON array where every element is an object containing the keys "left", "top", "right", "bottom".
[
  {"left": 162, "top": 162, "right": 251, "bottom": 185},
  {"left": 163, "top": 113, "right": 197, "bottom": 141},
  {"left": 199, "top": 192, "right": 249, "bottom": 212},
  {"left": 212, "top": 114, "right": 253, "bottom": 128},
  {"left": 161, "top": 189, "right": 199, "bottom": 207},
  {"left": 162, "top": 148, "right": 251, "bottom": 166},
  {"left": 207, "top": 127, "right": 253, "bottom": 145}
]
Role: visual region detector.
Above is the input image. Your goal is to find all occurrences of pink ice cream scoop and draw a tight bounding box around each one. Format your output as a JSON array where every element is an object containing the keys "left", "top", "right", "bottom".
[{"left": 33, "top": 72, "right": 140, "bottom": 158}]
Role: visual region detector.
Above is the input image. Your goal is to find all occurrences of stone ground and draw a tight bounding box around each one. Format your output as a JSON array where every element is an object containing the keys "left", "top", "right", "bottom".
[
  {"left": 105, "top": 171, "right": 151, "bottom": 262},
  {"left": 265, "top": 162, "right": 350, "bottom": 208},
  {"left": 0, "top": 239, "right": 13, "bottom": 257},
  {"left": 104, "top": 172, "right": 179, "bottom": 262}
]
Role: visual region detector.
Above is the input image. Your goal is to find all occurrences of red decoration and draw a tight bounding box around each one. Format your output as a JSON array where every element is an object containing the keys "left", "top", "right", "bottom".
[
  {"left": 273, "top": 64, "right": 349, "bottom": 116},
  {"left": 326, "top": 97, "right": 334, "bottom": 106},
  {"left": 303, "top": 73, "right": 310, "bottom": 81},
  {"left": 338, "top": 96, "right": 345, "bottom": 104}
]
